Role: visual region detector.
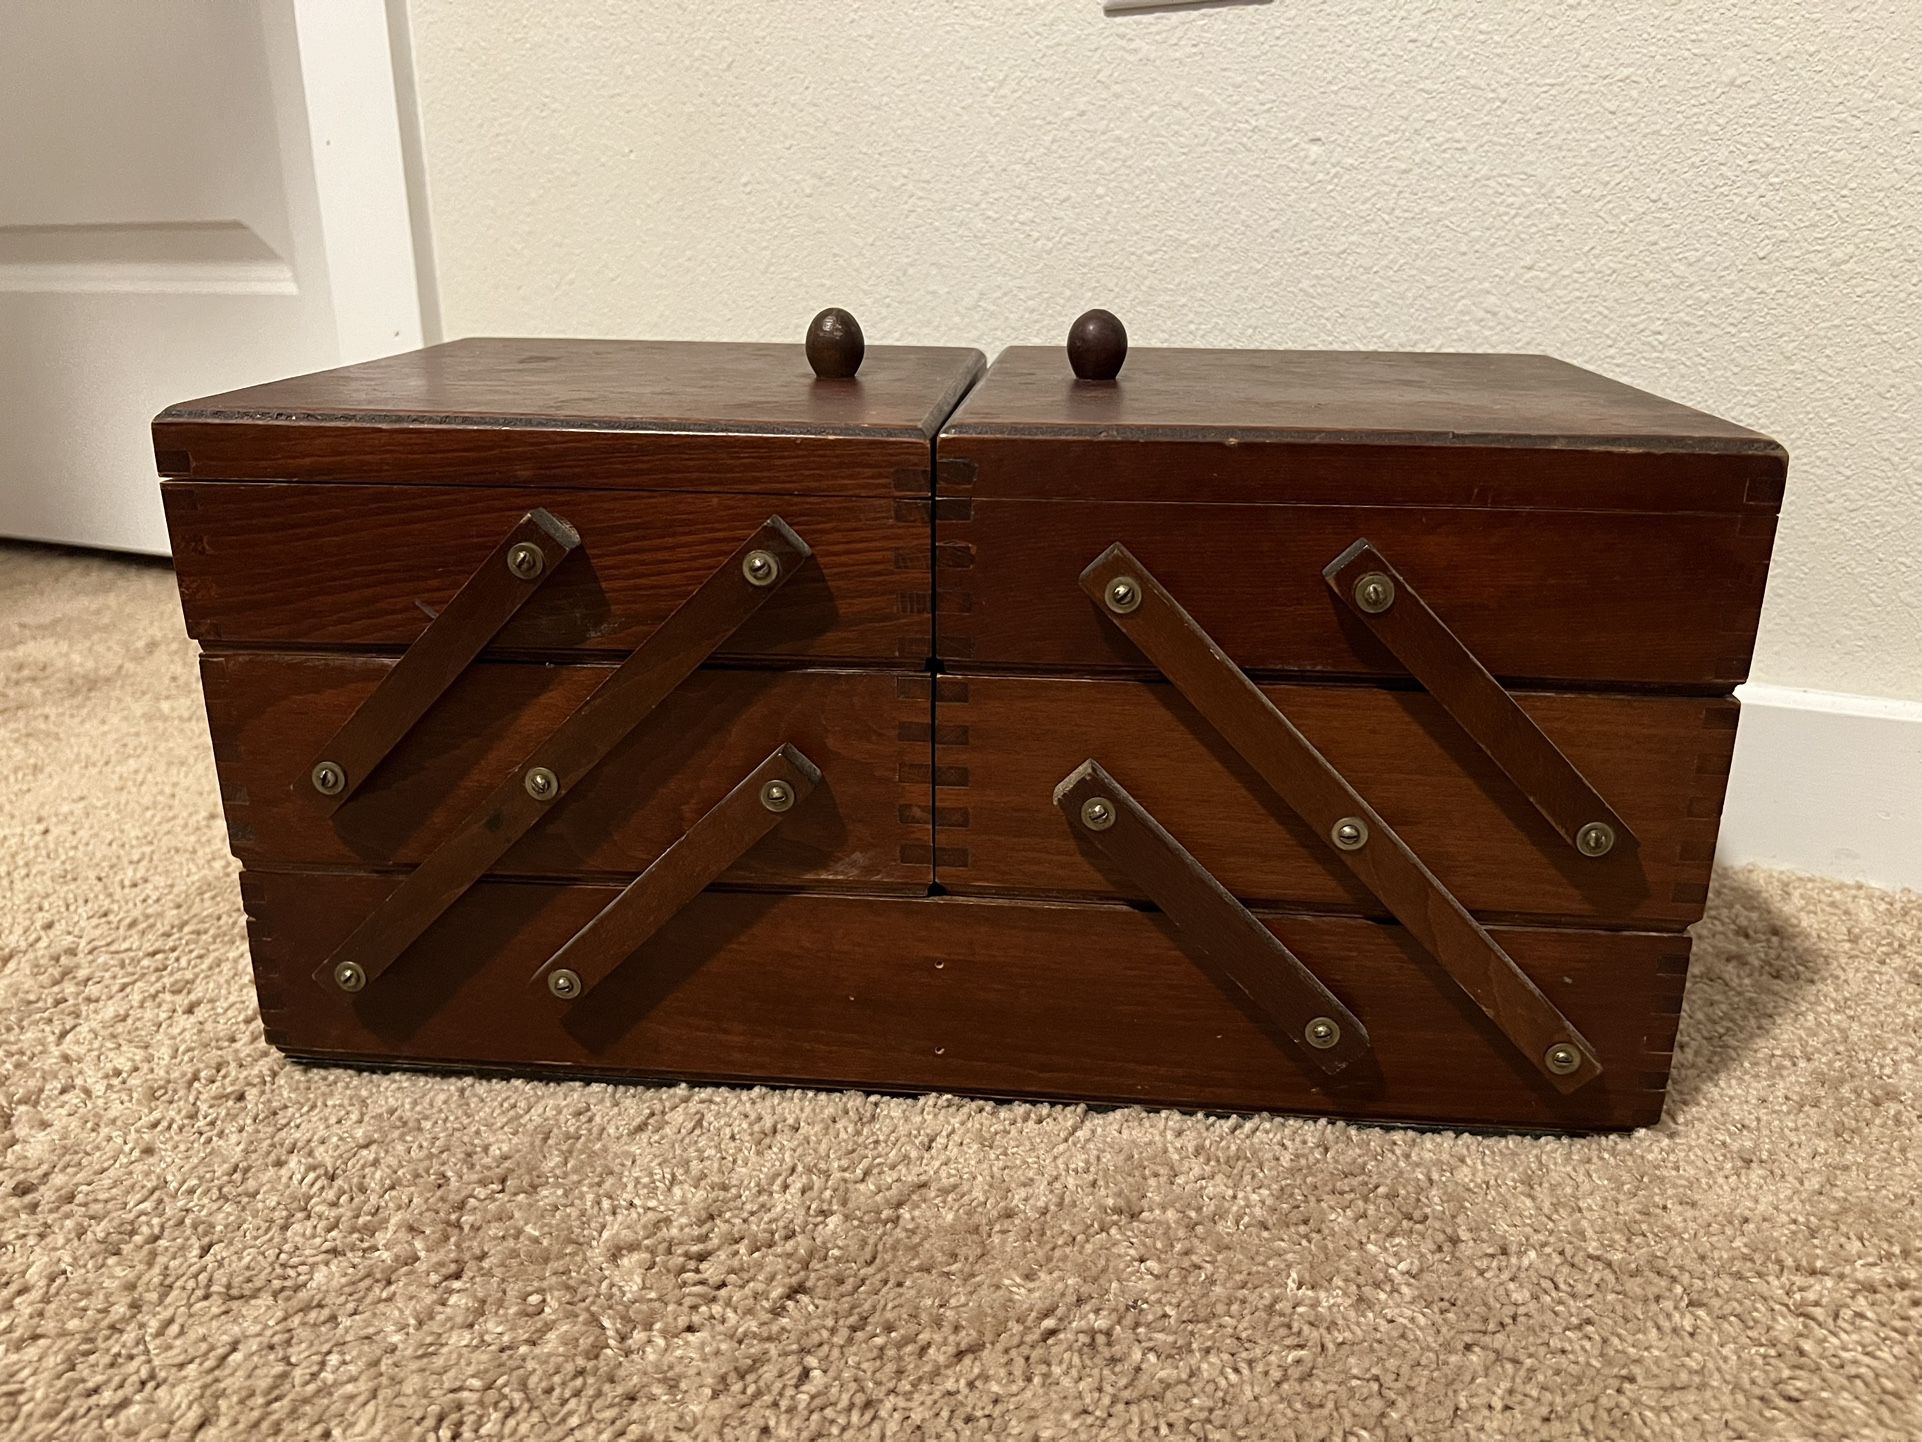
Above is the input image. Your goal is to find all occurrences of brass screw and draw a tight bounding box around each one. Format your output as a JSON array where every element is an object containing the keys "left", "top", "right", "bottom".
[
  {"left": 506, "top": 542, "right": 545, "bottom": 580},
  {"left": 524, "top": 766, "right": 559, "bottom": 801},
  {"left": 1105, "top": 577, "right": 1141, "bottom": 614},
  {"left": 333, "top": 961, "right": 366, "bottom": 993},
  {"left": 1081, "top": 796, "right": 1116, "bottom": 831},
  {"left": 547, "top": 968, "right": 582, "bottom": 1000},
  {"left": 1353, "top": 572, "right": 1395, "bottom": 614},
  {"left": 1576, "top": 822, "right": 1616, "bottom": 858},
  {"left": 1304, "top": 1016, "right": 1341, "bottom": 1050},
  {"left": 1544, "top": 1042, "right": 1583, "bottom": 1076},
  {"left": 742, "top": 550, "right": 780, "bottom": 587},
  {"left": 761, "top": 779, "right": 795, "bottom": 813},
  {"left": 311, "top": 761, "right": 346, "bottom": 797},
  {"left": 1331, "top": 816, "right": 1369, "bottom": 851}
]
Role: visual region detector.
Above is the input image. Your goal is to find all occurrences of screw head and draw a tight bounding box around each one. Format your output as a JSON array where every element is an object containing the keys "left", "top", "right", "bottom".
[
  {"left": 1304, "top": 1016, "right": 1341, "bottom": 1050},
  {"left": 1353, "top": 572, "right": 1396, "bottom": 614},
  {"left": 311, "top": 760, "right": 346, "bottom": 797},
  {"left": 1330, "top": 816, "right": 1369, "bottom": 852},
  {"left": 742, "top": 550, "right": 780, "bottom": 587},
  {"left": 760, "top": 779, "right": 795, "bottom": 813},
  {"left": 506, "top": 541, "right": 546, "bottom": 580},
  {"left": 524, "top": 766, "right": 559, "bottom": 801},
  {"left": 1544, "top": 1042, "right": 1584, "bottom": 1076},
  {"left": 1080, "top": 796, "right": 1116, "bottom": 831},
  {"left": 333, "top": 961, "right": 366, "bottom": 993},
  {"left": 1576, "top": 821, "right": 1617, "bottom": 858},
  {"left": 547, "top": 968, "right": 582, "bottom": 1000},
  {"left": 1104, "top": 577, "right": 1141, "bottom": 614}
]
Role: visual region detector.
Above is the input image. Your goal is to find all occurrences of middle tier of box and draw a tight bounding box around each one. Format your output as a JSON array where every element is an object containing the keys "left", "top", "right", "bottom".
[{"left": 202, "top": 648, "right": 1729, "bottom": 927}]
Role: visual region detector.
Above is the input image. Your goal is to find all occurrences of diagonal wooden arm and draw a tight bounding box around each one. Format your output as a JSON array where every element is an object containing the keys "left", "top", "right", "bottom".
[
  {"left": 532, "top": 745, "right": 821, "bottom": 1002},
  {"left": 1080, "top": 543, "right": 1602, "bottom": 1093},
  {"left": 315, "top": 517, "right": 810, "bottom": 995},
  {"left": 1324, "top": 539, "right": 1634, "bottom": 859},
  {"left": 1055, "top": 760, "right": 1369, "bottom": 1077},
  {"left": 307, "top": 508, "right": 580, "bottom": 813}
]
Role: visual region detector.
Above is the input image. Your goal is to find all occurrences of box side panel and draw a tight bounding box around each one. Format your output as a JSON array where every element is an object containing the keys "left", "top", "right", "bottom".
[
  {"left": 201, "top": 657, "right": 927, "bottom": 890},
  {"left": 153, "top": 425, "right": 936, "bottom": 497},
  {"left": 243, "top": 883, "right": 1685, "bottom": 1132},
  {"left": 932, "top": 675, "right": 1732, "bottom": 929},
  {"left": 936, "top": 491, "right": 1776, "bottom": 688},
  {"left": 939, "top": 432, "right": 1786, "bottom": 511},
  {"left": 165, "top": 482, "right": 933, "bottom": 665}
]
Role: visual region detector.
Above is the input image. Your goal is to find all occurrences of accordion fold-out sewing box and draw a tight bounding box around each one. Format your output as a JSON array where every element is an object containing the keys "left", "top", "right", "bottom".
[{"left": 156, "top": 308, "right": 1784, "bottom": 1132}]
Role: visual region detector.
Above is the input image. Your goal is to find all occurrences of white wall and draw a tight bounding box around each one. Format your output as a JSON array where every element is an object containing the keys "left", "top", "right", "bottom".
[{"left": 401, "top": 1, "right": 1922, "bottom": 882}]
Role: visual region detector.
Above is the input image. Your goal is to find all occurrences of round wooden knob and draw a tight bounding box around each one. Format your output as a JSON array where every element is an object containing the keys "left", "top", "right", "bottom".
[
  {"left": 806, "top": 308, "right": 865, "bottom": 379},
  {"left": 1067, "top": 309, "right": 1127, "bottom": 381}
]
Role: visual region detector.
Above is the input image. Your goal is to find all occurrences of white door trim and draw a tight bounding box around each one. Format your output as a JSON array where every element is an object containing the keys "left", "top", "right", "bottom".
[{"left": 269, "top": 0, "right": 426, "bottom": 361}]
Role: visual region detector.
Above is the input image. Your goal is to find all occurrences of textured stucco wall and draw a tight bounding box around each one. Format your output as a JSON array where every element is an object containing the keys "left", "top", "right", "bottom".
[{"left": 406, "top": 1, "right": 1921, "bottom": 700}]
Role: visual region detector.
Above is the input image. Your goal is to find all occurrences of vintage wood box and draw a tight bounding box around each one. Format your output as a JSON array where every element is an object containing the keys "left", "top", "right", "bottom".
[{"left": 156, "top": 311, "right": 1784, "bottom": 1133}]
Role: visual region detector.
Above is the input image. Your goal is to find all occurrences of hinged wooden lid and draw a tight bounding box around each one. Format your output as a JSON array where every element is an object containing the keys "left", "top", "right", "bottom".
[
  {"left": 154, "top": 336, "right": 986, "bottom": 494},
  {"left": 939, "top": 346, "right": 1785, "bottom": 514}
]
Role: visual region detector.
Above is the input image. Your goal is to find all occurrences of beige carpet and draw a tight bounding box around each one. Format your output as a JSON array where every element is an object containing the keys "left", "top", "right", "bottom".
[{"left": 2, "top": 542, "right": 1918, "bottom": 1442}]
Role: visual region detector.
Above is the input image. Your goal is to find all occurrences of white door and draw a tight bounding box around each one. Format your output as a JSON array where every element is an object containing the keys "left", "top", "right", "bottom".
[{"left": 0, "top": 0, "right": 425, "bottom": 554}]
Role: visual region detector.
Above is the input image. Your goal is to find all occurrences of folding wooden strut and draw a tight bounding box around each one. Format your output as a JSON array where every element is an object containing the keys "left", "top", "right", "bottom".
[
  {"left": 1323, "top": 539, "right": 1634, "bottom": 859},
  {"left": 531, "top": 745, "right": 822, "bottom": 1003},
  {"left": 305, "top": 508, "right": 580, "bottom": 813},
  {"left": 316, "top": 517, "right": 810, "bottom": 995},
  {"left": 1054, "top": 759, "right": 1370, "bottom": 1077},
  {"left": 1080, "top": 543, "right": 1603, "bottom": 1093}
]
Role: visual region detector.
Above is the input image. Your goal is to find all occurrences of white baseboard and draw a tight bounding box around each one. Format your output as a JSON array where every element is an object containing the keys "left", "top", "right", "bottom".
[{"left": 1718, "top": 682, "right": 1922, "bottom": 891}]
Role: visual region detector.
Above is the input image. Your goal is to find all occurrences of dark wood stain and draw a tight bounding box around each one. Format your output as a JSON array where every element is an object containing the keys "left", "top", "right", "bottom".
[
  {"left": 938, "top": 673, "right": 1730, "bottom": 927},
  {"left": 1053, "top": 760, "right": 1370, "bottom": 1075},
  {"left": 936, "top": 496, "right": 1775, "bottom": 686},
  {"left": 532, "top": 745, "right": 824, "bottom": 999},
  {"left": 165, "top": 482, "right": 929, "bottom": 661},
  {"left": 307, "top": 508, "right": 580, "bottom": 810},
  {"left": 1075, "top": 544, "right": 1601, "bottom": 1092},
  {"left": 159, "top": 337, "right": 986, "bottom": 442},
  {"left": 201, "top": 656, "right": 924, "bottom": 888},
  {"left": 156, "top": 336, "right": 1780, "bottom": 1131},
  {"left": 312, "top": 518, "right": 811, "bottom": 989},
  {"left": 243, "top": 879, "right": 1686, "bottom": 1134},
  {"left": 1321, "top": 538, "right": 1633, "bottom": 852},
  {"left": 944, "top": 348, "right": 1781, "bottom": 455}
]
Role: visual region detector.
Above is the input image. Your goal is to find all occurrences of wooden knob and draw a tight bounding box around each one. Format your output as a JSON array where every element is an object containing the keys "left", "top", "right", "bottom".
[
  {"left": 806, "top": 308, "right": 865, "bottom": 379},
  {"left": 1067, "top": 309, "right": 1127, "bottom": 381}
]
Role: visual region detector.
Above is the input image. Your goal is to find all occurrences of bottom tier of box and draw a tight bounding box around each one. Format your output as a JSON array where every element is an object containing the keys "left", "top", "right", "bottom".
[{"left": 242, "top": 872, "right": 1690, "bottom": 1133}]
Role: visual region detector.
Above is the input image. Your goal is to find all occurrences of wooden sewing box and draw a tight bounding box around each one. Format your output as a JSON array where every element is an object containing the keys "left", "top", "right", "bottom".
[{"left": 155, "top": 309, "right": 1785, "bottom": 1132}]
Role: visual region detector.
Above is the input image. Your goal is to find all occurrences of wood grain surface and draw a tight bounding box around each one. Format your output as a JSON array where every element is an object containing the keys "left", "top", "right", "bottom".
[
  {"left": 532, "top": 746, "right": 824, "bottom": 1000},
  {"left": 943, "top": 348, "right": 1779, "bottom": 453},
  {"left": 934, "top": 494, "right": 1777, "bottom": 686},
  {"left": 203, "top": 658, "right": 928, "bottom": 888},
  {"left": 931, "top": 674, "right": 1734, "bottom": 928},
  {"left": 159, "top": 337, "right": 986, "bottom": 440},
  {"left": 1322, "top": 539, "right": 1632, "bottom": 853},
  {"left": 312, "top": 519, "right": 810, "bottom": 989},
  {"left": 1076, "top": 544, "right": 1601, "bottom": 1091},
  {"left": 165, "top": 483, "right": 933, "bottom": 662},
  {"left": 242, "top": 880, "right": 1690, "bottom": 1133},
  {"left": 1053, "top": 761, "right": 1371, "bottom": 1076},
  {"left": 306, "top": 508, "right": 580, "bottom": 810},
  {"left": 938, "top": 433, "right": 1786, "bottom": 512}
]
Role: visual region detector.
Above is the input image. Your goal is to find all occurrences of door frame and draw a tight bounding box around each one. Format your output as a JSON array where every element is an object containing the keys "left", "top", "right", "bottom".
[{"left": 269, "top": 0, "right": 431, "bottom": 360}]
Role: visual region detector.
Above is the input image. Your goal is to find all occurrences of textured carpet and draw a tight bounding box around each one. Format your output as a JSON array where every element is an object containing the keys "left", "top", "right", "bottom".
[{"left": 1, "top": 541, "right": 1918, "bottom": 1442}]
